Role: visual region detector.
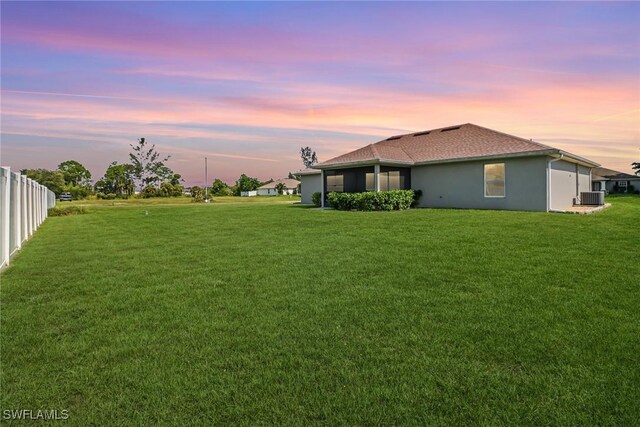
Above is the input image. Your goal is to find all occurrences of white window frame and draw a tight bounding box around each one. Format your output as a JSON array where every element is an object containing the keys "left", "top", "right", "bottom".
[
  {"left": 484, "top": 163, "right": 506, "bottom": 198},
  {"left": 618, "top": 181, "right": 627, "bottom": 188}
]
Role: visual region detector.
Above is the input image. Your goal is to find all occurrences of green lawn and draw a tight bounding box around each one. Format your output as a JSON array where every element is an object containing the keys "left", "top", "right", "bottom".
[
  {"left": 1, "top": 197, "right": 638, "bottom": 425},
  {"left": 65, "top": 194, "right": 300, "bottom": 206}
]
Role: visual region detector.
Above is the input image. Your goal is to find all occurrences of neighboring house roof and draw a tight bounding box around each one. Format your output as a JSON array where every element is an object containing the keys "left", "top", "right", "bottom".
[
  {"left": 257, "top": 178, "right": 300, "bottom": 189},
  {"left": 592, "top": 167, "right": 639, "bottom": 181},
  {"left": 316, "top": 123, "right": 599, "bottom": 169},
  {"left": 296, "top": 168, "right": 321, "bottom": 175}
]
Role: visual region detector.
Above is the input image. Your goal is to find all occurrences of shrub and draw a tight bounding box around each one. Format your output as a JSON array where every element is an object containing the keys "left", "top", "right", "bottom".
[
  {"left": 48, "top": 206, "right": 87, "bottom": 217},
  {"left": 97, "top": 192, "right": 117, "bottom": 200},
  {"left": 142, "top": 185, "right": 159, "bottom": 198},
  {"left": 412, "top": 189, "right": 423, "bottom": 207},
  {"left": 327, "top": 190, "right": 415, "bottom": 211},
  {"left": 627, "top": 184, "right": 635, "bottom": 194},
  {"left": 311, "top": 192, "right": 322, "bottom": 207},
  {"left": 159, "top": 182, "right": 184, "bottom": 197},
  {"left": 63, "top": 185, "right": 91, "bottom": 200},
  {"left": 191, "top": 186, "right": 206, "bottom": 203}
]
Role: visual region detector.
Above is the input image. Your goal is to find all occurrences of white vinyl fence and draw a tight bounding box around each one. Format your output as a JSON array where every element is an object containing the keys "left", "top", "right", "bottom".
[{"left": 0, "top": 167, "right": 56, "bottom": 269}]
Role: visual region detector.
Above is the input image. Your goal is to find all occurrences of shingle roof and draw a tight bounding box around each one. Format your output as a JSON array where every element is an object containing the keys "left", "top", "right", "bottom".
[
  {"left": 296, "top": 168, "right": 321, "bottom": 175},
  {"left": 592, "top": 167, "right": 639, "bottom": 180},
  {"left": 317, "top": 123, "right": 592, "bottom": 168},
  {"left": 257, "top": 178, "right": 300, "bottom": 189}
]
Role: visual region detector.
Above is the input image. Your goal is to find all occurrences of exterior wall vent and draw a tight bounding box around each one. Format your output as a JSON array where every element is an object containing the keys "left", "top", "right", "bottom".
[{"left": 440, "top": 126, "right": 461, "bottom": 132}]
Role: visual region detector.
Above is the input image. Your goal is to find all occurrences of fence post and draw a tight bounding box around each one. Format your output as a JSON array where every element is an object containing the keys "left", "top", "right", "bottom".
[
  {"left": 1, "top": 167, "right": 10, "bottom": 268},
  {"left": 9, "top": 171, "right": 21, "bottom": 255}
]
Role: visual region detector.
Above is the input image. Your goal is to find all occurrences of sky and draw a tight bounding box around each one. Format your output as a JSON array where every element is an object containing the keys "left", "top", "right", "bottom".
[{"left": 1, "top": 1, "right": 639, "bottom": 186}]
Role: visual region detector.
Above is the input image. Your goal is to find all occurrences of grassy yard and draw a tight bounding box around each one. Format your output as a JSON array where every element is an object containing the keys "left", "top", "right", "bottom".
[
  {"left": 65, "top": 194, "right": 300, "bottom": 207},
  {"left": 1, "top": 197, "right": 638, "bottom": 425}
]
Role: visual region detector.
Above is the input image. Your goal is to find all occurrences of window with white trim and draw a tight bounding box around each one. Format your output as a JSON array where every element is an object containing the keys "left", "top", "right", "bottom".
[
  {"left": 618, "top": 181, "right": 627, "bottom": 188},
  {"left": 484, "top": 163, "right": 505, "bottom": 197}
]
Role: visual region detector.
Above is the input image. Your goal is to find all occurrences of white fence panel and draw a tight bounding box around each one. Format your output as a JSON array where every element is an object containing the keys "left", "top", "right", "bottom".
[{"left": 0, "top": 167, "right": 56, "bottom": 269}]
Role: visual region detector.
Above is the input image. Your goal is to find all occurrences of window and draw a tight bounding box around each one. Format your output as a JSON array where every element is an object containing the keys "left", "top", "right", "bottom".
[
  {"left": 378, "top": 171, "right": 402, "bottom": 191},
  {"left": 326, "top": 174, "right": 344, "bottom": 192},
  {"left": 366, "top": 173, "right": 375, "bottom": 191},
  {"left": 618, "top": 181, "right": 627, "bottom": 188},
  {"left": 484, "top": 163, "right": 505, "bottom": 197}
]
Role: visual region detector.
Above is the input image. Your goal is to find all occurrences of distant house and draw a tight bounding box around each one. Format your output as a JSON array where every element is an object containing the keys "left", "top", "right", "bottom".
[
  {"left": 298, "top": 123, "right": 601, "bottom": 212},
  {"left": 256, "top": 178, "right": 300, "bottom": 196},
  {"left": 591, "top": 167, "right": 640, "bottom": 194}
]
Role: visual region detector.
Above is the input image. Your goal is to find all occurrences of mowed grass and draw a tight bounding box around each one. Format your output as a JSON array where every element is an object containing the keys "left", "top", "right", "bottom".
[
  {"left": 65, "top": 194, "right": 300, "bottom": 207},
  {"left": 1, "top": 197, "right": 639, "bottom": 425}
]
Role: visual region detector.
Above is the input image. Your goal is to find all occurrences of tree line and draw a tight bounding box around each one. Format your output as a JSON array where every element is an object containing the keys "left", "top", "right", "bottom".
[
  {"left": 21, "top": 143, "right": 321, "bottom": 200},
  {"left": 21, "top": 138, "right": 183, "bottom": 200}
]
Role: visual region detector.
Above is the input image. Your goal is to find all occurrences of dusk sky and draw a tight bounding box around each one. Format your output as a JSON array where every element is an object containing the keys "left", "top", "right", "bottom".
[{"left": 1, "top": 1, "right": 639, "bottom": 186}]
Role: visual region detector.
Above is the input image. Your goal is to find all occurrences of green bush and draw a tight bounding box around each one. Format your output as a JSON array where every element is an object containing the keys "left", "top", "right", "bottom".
[
  {"left": 159, "top": 182, "right": 184, "bottom": 197},
  {"left": 327, "top": 190, "right": 415, "bottom": 211},
  {"left": 63, "top": 185, "right": 91, "bottom": 200},
  {"left": 97, "top": 192, "right": 117, "bottom": 200},
  {"left": 412, "top": 189, "right": 423, "bottom": 207},
  {"left": 190, "top": 186, "right": 206, "bottom": 203},
  {"left": 312, "top": 192, "right": 322, "bottom": 207},
  {"left": 627, "top": 184, "right": 635, "bottom": 194},
  {"left": 142, "top": 185, "right": 159, "bottom": 198},
  {"left": 48, "top": 206, "right": 87, "bottom": 217}
]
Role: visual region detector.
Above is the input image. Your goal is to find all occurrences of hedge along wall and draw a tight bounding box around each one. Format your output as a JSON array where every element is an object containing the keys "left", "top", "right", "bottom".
[
  {"left": 327, "top": 190, "right": 415, "bottom": 211},
  {"left": 0, "top": 167, "right": 56, "bottom": 269}
]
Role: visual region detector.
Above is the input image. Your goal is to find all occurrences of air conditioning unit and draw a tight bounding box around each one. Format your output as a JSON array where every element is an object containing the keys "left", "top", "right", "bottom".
[{"left": 580, "top": 191, "right": 604, "bottom": 206}]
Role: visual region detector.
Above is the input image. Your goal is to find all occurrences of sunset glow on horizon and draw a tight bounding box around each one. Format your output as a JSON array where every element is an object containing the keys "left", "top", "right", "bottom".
[{"left": 2, "top": 1, "right": 639, "bottom": 185}]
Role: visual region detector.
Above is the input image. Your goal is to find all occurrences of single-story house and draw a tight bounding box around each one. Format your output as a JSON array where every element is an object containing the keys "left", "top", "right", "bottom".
[
  {"left": 298, "top": 169, "right": 322, "bottom": 204},
  {"left": 298, "top": 123, "right": 601, "bottom": 212},
  {"left": 256, "top": 178, "right": 300, "bottom": 196},
  {"left": 591, "top": 167, "right": 640, "bottom": 193}
]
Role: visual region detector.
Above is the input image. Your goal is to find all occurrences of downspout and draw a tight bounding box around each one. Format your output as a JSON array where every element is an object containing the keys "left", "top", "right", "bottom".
[{"left": 547, "top": 153, "right": 564, "bottom": 212}]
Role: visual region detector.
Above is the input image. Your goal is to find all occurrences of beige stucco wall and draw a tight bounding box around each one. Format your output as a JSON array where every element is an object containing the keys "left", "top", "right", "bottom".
[
  {"left": 578, "top": 165, "right": 591, "bottom": 194},
  {"left": 548, "top": 160, "right": 592, "bottom": 211},
  {"left": 411, "top": 156, "right": 549, "bottom": 211},
  {"left": 299, "top": 173, "right": 322, "bottom": 204}
]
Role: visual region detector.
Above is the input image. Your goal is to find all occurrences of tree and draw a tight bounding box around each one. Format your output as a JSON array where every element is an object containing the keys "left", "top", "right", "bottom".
[
  {"left": 275, "top": 182, "right": 287, "bottom": 195},
  {"left": 57, "top": 160, "right": 92, "bottom": 186},
  {"left": 633, "top": 162, "right": 640, "bottom": 176},
  {"left": 234, "top": 174, "right": 261, "bottom": 195},
  {"left": 190, "top": 186, "right": 205, "bottom": 202},
  {"left": 21, "top": 169, "right": 65, "bottom": 195},
  {"left": 57, "top": 160, "right": 93, "bottom": 199},
  {"left": 300, "top": 146, "right": 318, "bottom": 168},
  {"left": 211, "top": 178, "right": 231, "bottom": 196},
  {"left": 287, "top": 171, "right": 299, "bottom": 180},
  {"left": 95, "top": 162, "right": 135, "bottom": 198},
  {"left": 129, "top": 138, "right": 172, "bottom": 190}
]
